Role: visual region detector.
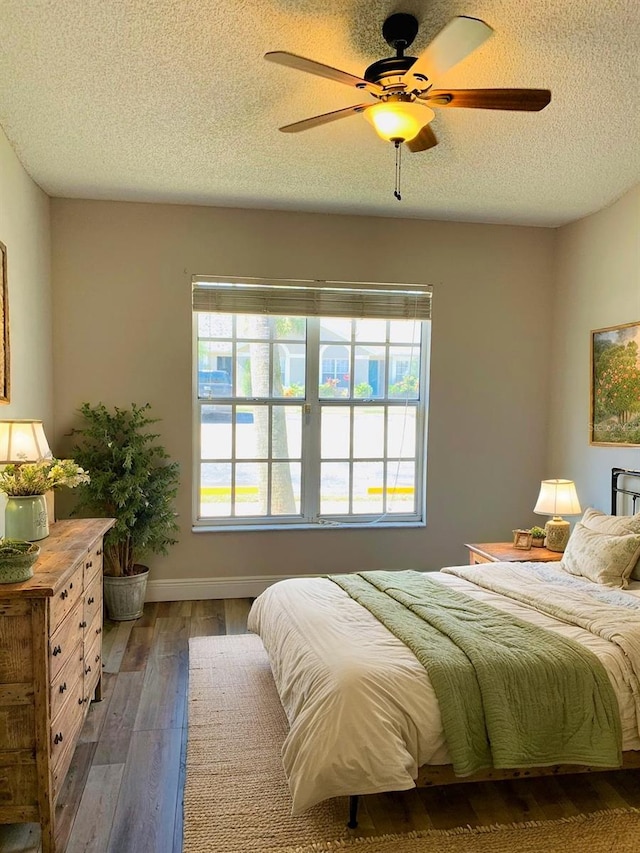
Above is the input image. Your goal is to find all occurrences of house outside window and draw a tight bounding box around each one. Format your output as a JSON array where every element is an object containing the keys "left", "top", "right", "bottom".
[{"left": 192, "top": 276, "right": 432, "bottom": 529}]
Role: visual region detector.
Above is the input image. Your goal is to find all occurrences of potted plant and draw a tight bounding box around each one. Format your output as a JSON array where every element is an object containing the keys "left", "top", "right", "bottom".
[
  {"left": 0, "top": 539, "right": 41, "bottom": 583},
  {"left": 530, "top": 525, "right": 546, "bottom": 547},
  {"left": 0, "top": 458, "right": 89, "bottom": 541},
  {"left": 70, "top": 402, "right": 180, "bottom": 621}
]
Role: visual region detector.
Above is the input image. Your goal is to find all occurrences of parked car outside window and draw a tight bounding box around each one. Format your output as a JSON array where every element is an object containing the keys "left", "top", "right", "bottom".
[{"left": 198, "top": 370, "right": 232, "bottom": 398}]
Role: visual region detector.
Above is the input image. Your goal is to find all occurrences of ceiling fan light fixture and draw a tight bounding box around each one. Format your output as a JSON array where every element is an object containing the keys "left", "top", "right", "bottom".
[{"left": 365, "top": 101, "right": 434, "bottom": 143}]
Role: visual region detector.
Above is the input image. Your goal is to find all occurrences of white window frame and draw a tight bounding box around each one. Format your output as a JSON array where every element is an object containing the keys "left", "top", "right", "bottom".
[{"left": 192, "top": 276, "right": 432, "bottom": 531}]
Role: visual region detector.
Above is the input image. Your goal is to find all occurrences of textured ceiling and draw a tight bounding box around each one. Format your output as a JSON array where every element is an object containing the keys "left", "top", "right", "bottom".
[{"left": 1, "top": 0, "right": 639, "bottom": 226}]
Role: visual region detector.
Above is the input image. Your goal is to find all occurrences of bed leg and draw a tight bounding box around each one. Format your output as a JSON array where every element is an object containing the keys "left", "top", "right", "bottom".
[{"left": 348, "top": 795, "right": 359, "bottom": 829}]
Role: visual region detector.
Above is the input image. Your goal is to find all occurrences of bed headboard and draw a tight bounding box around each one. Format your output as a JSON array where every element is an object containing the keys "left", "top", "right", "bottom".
[{"left": 611, "top": 468, "right": 640, "bottom": 516}]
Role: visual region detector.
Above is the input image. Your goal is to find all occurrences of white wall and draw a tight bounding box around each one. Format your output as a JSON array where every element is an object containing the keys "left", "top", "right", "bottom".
[
  {"left": 550, "top": 184, "right": 640, "bottom": 510},
  {"left": 0, "top": 126, "right": 52, "bottom": 532},
  {"left": 51, "top": 199, "right": 555, "bottom": 590},
  {"left": 0, "top": 126, "right": 52, "bottom": 422}
]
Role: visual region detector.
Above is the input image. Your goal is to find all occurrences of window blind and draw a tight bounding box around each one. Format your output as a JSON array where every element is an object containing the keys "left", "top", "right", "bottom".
[{"left": 192, "top": 276, "right": 432, "bottom": 321}]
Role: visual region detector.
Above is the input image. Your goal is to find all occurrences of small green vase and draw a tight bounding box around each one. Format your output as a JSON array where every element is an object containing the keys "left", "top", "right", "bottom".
[{"left": 5, "top": 495, "right": 50, "bottom": 541}]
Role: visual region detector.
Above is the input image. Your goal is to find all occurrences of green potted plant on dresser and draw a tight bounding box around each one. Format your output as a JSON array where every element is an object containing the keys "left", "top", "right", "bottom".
[
  {"left": 71, "top": 402, "right": 180, "bottom": 621},
  {"left": 529, "top": 526, "right": 547, "bottom": 547},
  {"left": 0, "top": 539, "right": 40, "bottom": 583}
]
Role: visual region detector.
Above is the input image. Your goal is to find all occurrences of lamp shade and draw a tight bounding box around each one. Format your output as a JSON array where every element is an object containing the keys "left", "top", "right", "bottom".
[
  {"left": 534, "top": 479, "right": 581, "bottom": 517},
  {"left": 365, "top": 101, "right": 434, "bottom": 143},
  {"left": 0, "top": 420, "right": 52, "bottom": 463}
]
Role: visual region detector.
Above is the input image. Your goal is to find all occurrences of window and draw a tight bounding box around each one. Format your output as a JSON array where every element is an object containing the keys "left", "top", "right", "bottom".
[{"left": 192, "top": 277, "right": 432, "bottom": 528}]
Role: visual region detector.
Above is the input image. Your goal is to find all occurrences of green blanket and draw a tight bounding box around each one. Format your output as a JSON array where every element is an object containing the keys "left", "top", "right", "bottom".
[{"left": 328, "top": 570, "right": 622, "bottom": 776}]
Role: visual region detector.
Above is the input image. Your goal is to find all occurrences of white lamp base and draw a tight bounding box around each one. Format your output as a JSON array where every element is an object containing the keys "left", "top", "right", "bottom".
[{"left": 545, "top": 517, "right": 570, "bottom": 552}]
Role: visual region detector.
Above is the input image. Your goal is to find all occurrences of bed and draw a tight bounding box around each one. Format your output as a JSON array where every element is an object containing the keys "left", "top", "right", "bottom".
[{"left": 247, "top": 467, "right": 640, "bottom": 825}]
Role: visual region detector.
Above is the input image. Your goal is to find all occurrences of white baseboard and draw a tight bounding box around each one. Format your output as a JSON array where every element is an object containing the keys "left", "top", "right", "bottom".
[{"left": 145, "top": 573, "right": 317, "bottom": 602}]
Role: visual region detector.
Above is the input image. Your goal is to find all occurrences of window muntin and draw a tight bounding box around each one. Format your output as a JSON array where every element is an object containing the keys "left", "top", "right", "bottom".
[{"left": 194, "top": 312, "right": 429, "bottom": 527}]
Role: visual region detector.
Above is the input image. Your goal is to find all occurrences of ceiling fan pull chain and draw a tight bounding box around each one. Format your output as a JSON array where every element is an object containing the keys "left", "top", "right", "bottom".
[{"left": 394, "top": 140, "right": 402, "bottom": 201}]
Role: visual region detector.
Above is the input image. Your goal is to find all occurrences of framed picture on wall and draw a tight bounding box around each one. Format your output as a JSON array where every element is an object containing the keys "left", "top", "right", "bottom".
[
  {"left": 591, "top": 320, "right": 640, "bottom": 446},
  {"left": 0, "top": 241, "right": 9, "bottom": 404}
]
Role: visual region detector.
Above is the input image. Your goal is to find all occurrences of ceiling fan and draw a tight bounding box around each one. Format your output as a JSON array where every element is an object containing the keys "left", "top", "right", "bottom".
[{"left": 266, "top": 13, "right": 551, "bottom": 157}]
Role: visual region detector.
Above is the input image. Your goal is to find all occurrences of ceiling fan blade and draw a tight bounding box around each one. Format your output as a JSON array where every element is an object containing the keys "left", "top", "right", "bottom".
[
  {"left": 425, "top": 88, "right": 551, "bottom": 111},
  {"left": 279, "top": 104, "right": 371, "bottom": 133},
  {"left": 406, "top": 124, "right": 438, "bottom": 153},
  {"left": 403, "top": 16, "right": 493, "bottom": 88},
  {"left": 265, "top": 51, "right": 383, "bottom": 95}
]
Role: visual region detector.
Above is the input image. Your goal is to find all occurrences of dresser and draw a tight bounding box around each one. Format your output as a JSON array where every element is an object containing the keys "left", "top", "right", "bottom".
[{"left": 0, "top": 518, "right": 114, "bottom": 853}]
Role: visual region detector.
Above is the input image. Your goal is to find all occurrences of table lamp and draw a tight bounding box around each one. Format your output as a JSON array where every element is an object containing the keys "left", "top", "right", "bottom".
[
  {"left": 0, "top": 420, "right": 52, "bottom": 463},
  {"left": 533, "top": 479, "right": 581, "bottom": 552}
]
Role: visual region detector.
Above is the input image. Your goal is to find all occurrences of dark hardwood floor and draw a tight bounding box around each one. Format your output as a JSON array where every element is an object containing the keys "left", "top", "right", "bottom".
[{"left": 2, "top": 598, "right": 640, "bottom": 852}]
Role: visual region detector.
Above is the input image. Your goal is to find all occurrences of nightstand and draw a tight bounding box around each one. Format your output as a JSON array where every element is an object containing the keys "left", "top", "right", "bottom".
[{"left": 464, "top": 542, "right": 564, "bottom": 565}]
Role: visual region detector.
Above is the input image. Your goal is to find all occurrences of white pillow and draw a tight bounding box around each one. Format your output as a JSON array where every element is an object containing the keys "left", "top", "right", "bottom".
[
  {"left": 581, "top": 506, "right": 640, "bottom": 534},
  {"left": 580, "top": 507, "right": 640, "bottom": 579},
  {"left": 560, "top": 522, "right": 640, "bottom": 588}
]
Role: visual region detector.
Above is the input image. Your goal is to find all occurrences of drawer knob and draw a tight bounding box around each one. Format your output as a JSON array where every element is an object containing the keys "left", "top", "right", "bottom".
[
  {"left": 85, "top": 665, "right": 92, "bottom": 675},
  {"left": 60, "top": 589, "right": 68, "bottom": 600},
  {"left": 78, "top": 697, "right": 84, "bottom": 705},
  {"left": 97, "top": 548, "right": 102, "bottom": 556},
  {"left": 70, "top": 582, "right": 73, "bottom": 589},
  {"left": 80, "top": 620, "right": 87, "bottom": 629},
  {"left": 96, "top": 627, "right": 102, "bottom": 635},
  {"left": 54, "top": 732, "right": 64, "bottom": 744},
  {"left": 95, "top": 654, "right": 100, "bottom": 663},
  {"left": 88, "top": 596, "right": 95, "bottom": 605},
  {"left": 59, "top": 682, "right": 67, "bottom": 694},
  {"left": 52, "top": 645, "right": 62, "bottom": 656}
]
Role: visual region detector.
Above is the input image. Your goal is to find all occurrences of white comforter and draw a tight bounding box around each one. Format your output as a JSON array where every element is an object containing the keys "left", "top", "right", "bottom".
[{"left": 247, "top": 566, "right": 640, "bottom": 814}]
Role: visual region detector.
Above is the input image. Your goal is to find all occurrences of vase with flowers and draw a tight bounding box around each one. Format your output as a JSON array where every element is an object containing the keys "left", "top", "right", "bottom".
[{"left": 0, "top": 458, "right": 89, "bottom": 541}]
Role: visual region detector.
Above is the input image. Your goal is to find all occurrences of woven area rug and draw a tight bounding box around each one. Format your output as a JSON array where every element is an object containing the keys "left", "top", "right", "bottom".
[{"left": 184, "top": 633, "right": 640, "bottom": 853}]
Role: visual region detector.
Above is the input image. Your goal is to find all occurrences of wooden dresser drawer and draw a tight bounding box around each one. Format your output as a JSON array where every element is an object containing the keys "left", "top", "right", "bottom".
[
  {"left": 51, "top": 687, "right": 85, "bottom": 799},
  {"left": 83, "top": 571, "right": 102, "bottom": 632},
  {"left": 50, "top": 677, "right": 84, "bottom": 768},
  {"left": 83, "top": 635, "right": 102, "bottom": 701},
  {"left": 84, "top": 541, "right": 104, "bottom": 587},
  {"left": 49, "top": 601, "right": 83, "bottom": 681},
  {"left": 49, "top": 641, "right": 82, "bottom": 721},
  {"left": 471, "top": 553, "right": 493, "bottom": 565},
  {"left": 85, "top": 608, "right": 103, "bottom": 648},
  {"left": 50, "top": 562, "right": 84, "bottom": 631}
]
